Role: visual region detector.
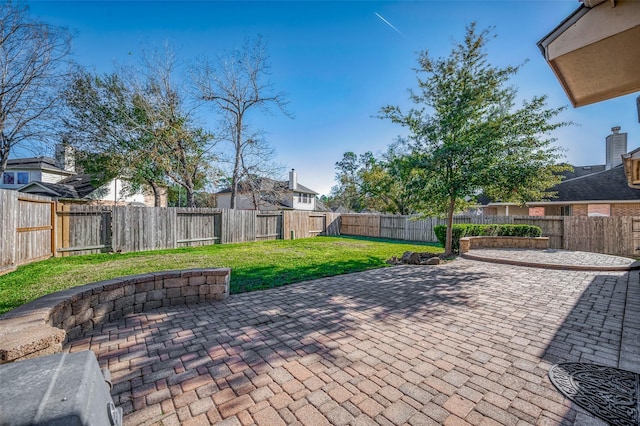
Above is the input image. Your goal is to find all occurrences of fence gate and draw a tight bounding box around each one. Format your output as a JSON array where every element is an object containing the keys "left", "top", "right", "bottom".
[
  {"left": 15, "top": 195, "right": 55, "bottom": 265},
  {"left": 56, "top": 204, "right": 112, "bottom": 256}
]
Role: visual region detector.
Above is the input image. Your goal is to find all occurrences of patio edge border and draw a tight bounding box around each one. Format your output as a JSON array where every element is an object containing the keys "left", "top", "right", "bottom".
[{"left": 0, "top": 268, "right": 230, "bottom": 364}]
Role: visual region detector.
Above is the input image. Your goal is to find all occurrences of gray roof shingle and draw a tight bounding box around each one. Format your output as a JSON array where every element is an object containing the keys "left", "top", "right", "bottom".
[{"left": 548, "top": 165, "right": 640, "bottom": 202}]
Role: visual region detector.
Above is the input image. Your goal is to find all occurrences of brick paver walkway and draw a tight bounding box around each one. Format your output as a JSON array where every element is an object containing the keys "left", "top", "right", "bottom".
[
  {"left": 66, "top": 258, "right": 635, "bottom": 425},
  {"left": 463, "top": 248, "right": 640, "bottom": 271}
]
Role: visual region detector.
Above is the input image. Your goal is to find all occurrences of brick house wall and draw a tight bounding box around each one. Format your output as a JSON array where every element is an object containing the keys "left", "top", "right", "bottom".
[
  {"left": 572, "top": 204, "right": 588, "bottom": 216},
  {"left": 482, "top": 207, "right": 498, "bottom": 215},
  {"left": 611, "top": 203, "right": 640, "bottom": 216}
]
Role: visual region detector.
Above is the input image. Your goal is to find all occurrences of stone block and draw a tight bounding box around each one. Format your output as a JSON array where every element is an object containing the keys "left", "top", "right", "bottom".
[
  {"left": 147, "top": 289, "right": 167, "bottom": 301},
  {"left": 93, "top": 301, "right": 114, "bottom": 318},
  {"left": 167, "top": 288, "right": 181, "bottom": 298},
  {"left": 164, "top": 277, "right": 188, "bottom": 288},
  {"left": 144, "top": 301, "right": 162, "bottom": 310},
  {"left": 0, "top": 325, "right": 65, "bottom": 363},
  {"left": 114, "top": 295, "right": 136, "bottom": 311},
  {"left": 62, "top": 315, "right": 76, "bottom": 330},
  {"left": 189, "top": 276, "right": 206, "bottom": 286},
  {"left": 135, "top": 281, "right": 155, "bottom": 293},
  {"left": 169, "top": 297, "right": 186, "bottom": 306},
  {"left": 109, "top": 310, "right": 124, "bottom": 322},
  {"left": 124, "top": 284, "right": 135, "bottom": 297},
  {"left": 72, "top": 297, "right": 92, "bottom": 315},
  {"left": 100, "top": 287, "right": 125, "bottom": 303},
  {"left": 134, "top": 292, "right": 147, "bottom": 304},
  {"left": 185, "top": 295, "right": 199, "bottom": 305},
  {"left": 75, "top": 308, "right": 94, "bottom": 327},
  {"left": 181, "top": 286, "right": 199, "bottom": 297}
]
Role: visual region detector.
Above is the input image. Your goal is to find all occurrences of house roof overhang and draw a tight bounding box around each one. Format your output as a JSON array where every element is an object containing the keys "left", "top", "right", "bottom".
[
  {"left": 537, "top": 0, "right": 640, "bottom": 107},
  {"left": 18, "top": 182, "right": 62, "bottom": 197}
]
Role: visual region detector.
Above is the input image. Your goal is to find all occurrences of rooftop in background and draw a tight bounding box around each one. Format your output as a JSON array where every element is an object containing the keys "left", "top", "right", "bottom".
[{"left": 5, "top": 157, "right": 70, "bottom": 174}]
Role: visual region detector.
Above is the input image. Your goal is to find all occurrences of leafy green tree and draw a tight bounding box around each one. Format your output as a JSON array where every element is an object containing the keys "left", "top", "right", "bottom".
[
  {"left": 64, "top": 50, "right": 219, "bottom": 207},
  {"left": 380, "top": 24, "right": 570, "bottom": 256}
]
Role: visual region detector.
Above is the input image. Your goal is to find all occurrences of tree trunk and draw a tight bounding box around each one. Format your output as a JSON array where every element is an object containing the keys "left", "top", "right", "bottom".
[
  {"left": 145, "top": 180, "right": 163, "bottom": 207},
  {"left": 0, "top": 133, "right": 9, "bottom": 174},
  {"left": 445, "top": 197, "right": 456, "bottom": 257},
  {"left": 230, "top": 118, "right": 243, "bottom": 209},
  {"left": 186, "top": 186, "right": 196, "bottom": 207}
]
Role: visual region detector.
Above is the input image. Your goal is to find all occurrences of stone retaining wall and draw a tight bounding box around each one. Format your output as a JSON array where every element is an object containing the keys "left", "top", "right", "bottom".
[
  {"left": 459, "top": 236, "right": 549, "bottom": 253},
  {"left": 0, "top": 268, "right": 230, "bottom": 363}
]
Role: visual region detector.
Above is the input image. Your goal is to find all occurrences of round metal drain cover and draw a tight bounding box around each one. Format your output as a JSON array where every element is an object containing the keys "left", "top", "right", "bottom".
[{"left": 548, "top": 363, "right": 639, "bottom": 426}]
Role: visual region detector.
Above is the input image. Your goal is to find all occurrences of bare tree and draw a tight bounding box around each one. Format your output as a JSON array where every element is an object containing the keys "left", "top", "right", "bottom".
[
  {"left": 0, "top": 1, "right": 72, "bottom": 172},
  {"left": 192, "top": 36, "right": 290, "bottom": 208}
]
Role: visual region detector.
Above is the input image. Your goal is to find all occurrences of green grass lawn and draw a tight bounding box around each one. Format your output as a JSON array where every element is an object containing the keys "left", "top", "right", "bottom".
[{"left": 0, "top": 236, "right": 442, "bottom": 315}]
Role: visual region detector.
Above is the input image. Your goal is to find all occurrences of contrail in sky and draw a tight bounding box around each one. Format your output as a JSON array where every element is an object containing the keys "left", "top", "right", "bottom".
[{"left": 375, "top": 12, "right": 407, "bottom": 39}]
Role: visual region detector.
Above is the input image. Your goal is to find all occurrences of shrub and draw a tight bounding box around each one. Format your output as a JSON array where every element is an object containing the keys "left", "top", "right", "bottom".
[{"left": 434, "top": 224, "right": 542, "bottom": 252}]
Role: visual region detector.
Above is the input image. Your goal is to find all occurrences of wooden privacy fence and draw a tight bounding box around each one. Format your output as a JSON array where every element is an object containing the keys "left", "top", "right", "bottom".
[
  {"left": 0, "top": 191, "right": 55, "bottom": 274},
  {"left": 4, "top": 185, "right": 640, "bottom": 273},
  {"left": 57, "top": 207, "right": 341, "bottom": 255},
  {"left": 563, "top": 216, "right": 640, "bottom": 257},
  {"left": 339, "top": 214, "right": 566, "bottom": 249}
]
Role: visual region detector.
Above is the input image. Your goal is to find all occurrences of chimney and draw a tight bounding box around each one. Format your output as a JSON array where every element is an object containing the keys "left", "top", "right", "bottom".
[
  {"left": 54, "top": 143, "right": 76, "bottom": 173},
  {"left": 289, "top": 169, "right": 297, "bottom": 190},
  {"left": 605, "top": 126, "right": 627, "bottom": 170}
]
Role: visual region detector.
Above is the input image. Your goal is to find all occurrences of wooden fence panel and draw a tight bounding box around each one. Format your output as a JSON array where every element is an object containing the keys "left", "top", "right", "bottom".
[
  {"left": 632, "top": 218, "right": 640, "bottom": 257},
  {"left": 112, "top": 207, "right": 176, "bottom": 252},
  {"left": 0, "top": 189, "right": 18, "bottom": 273},
  {"left": 513, "top": 216, "right": 564, "bottom": 249},
  {"left": 176, "top": 208, "right": 221, "bottom": 247},
  {"left": 475, "top": 215, "right": 514, "bottom": 224},
  {"left": 308, "top": 214, "right": 326, "bottom": 237},
  {"left": 340, "top": 214, "right": 381, "bottom": 237},
  {"left": 323, "top": 213, "right": 341, "bottom": 236},
  {"left": 256, "top": 212, "right": 282, "bottom": 240},
  {"left": 57, "top": 204, "right": 112, "bottom": 256},
  {"left": 604, "top": 217, "right": 633, "bottom": 256},
  {"left": 404, "top": 217, "right": 438, "bottom": 242},
  {"left": 220, "top": 209, "right": 256, "bottom": 243},
  {"left": 564, "top": 216, "right": 635, "bottom": 256},
  {"left": 14, "top": 194, "right": 54, "bottom": 266},
  {"left": 283, "top": 211, "right": 312, "bottom": 239},
  {"left": 380, "top": 215, "right": 406, "bottom": 240}
]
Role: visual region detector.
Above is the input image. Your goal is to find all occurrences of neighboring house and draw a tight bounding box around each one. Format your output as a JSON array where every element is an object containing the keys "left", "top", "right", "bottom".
[
  {"left": 481, "top": 127, "right": 640, "bottom": 217},
  {"left": 2, "top": 144, "right": 165, "bottom": 206},
  {"left": 216, "top": 169, "right": 322, "bottom": 211},
  {"left": 18, "top": 174, "right": 158, "bottom": 206},
  {"left": 482, "top": 165, "right": 640, "bottom": 217},
  {"left": 1, "top": 157, "right": 75, "bottom": 190}
]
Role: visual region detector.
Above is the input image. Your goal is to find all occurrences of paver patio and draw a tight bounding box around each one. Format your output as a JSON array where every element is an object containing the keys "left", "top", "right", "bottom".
[{"left": 66, "top": 256, "right": 635, "bottom": 425}]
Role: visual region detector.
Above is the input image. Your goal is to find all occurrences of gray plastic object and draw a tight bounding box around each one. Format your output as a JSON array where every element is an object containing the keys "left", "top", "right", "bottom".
[{"left": 0, "top": 351, "right": 122, "bottom": 426}]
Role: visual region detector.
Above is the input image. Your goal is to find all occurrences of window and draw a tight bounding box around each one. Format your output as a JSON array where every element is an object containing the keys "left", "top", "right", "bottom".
[
  {"left": 296, "top": 193, "right": 312, "bottom": 204},
  {"left": 2, "top": 172, "right": 14, "bottom": 185},
  {"left": 588, "top": 204, "right": 610, "bottom": 217},
  {"left": 17, "top": 172, "right": 29, "bottom": 185}
]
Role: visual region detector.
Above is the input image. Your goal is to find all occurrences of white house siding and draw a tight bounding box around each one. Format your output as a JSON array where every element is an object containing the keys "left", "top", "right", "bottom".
[
  {"left": 41, "top": 171, "right": 69, "bottom": 184},
  {"left": 91, "top": 179, "right": 146, "bottom": 204}
]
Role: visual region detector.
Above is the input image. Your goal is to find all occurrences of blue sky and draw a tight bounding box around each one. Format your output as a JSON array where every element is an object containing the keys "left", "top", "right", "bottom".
[{"left": 27, "top": 0, "right": 640, "bottom": 196}]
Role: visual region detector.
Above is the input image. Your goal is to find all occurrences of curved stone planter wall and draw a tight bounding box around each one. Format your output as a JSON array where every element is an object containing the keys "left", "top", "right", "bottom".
[
  {"left": 0, "top": 268, "right": 230, "bottom": 364},
  {"left": 459, "top": 236, "right": 549, "bottom": 253}
]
